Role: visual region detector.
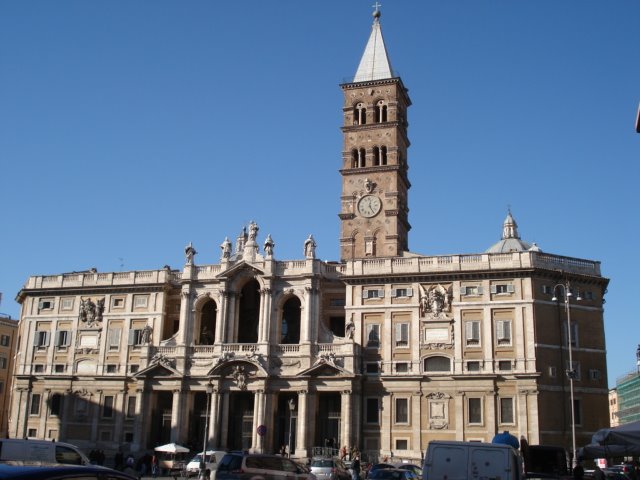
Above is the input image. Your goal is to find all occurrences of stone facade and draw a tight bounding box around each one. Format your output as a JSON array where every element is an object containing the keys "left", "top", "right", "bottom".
[{"left": 9, "top": 9, "right": 610, "bottom": 465}]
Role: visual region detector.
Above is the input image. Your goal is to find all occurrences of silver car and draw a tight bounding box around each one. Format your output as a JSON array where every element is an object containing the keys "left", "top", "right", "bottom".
[
  {"left": 216, "top": 453, "right": 317, "bottom": 480},
  {"left": 310, "top": 458, "right": 351, "bottom": 480}
]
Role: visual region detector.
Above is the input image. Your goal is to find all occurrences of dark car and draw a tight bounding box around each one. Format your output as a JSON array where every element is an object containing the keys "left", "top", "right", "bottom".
[
  {"left": 367, "top": 468, "right": 417, "bottom": 480},
  {"left": 392, "top": 463, "right": 421, "bottom": 477},
  {"left": 0, "top": 463, "right": 137, "bottom": 480},
  {"left": 216, "top": 452, "right": 317, "bottom": 479},
  {"left": 309, "top": 457, "right": 350, "bottom": 480}
]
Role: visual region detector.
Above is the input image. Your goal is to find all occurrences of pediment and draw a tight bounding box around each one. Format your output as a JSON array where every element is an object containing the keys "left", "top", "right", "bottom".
[
  {"left": 216, "top": 261, "right": 265, "bottom": 279},
  {"left": 133, "top": 355, "right": 182, "bottom": 378},
  {"left": 299, "top": 358, "right": 349, "bottom": 377}
]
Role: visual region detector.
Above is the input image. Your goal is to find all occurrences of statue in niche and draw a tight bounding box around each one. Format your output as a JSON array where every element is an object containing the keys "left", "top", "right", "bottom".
[
  {"left": 419, "top": 284, "right": 451, "bottom": 318},
  {"left": 264, "top": 234, "right": 275, "bottom": 257},
  {"left": 220, "top": 237, "right": 232, "bottom": 259},
  {"left": 345, "top": 314, "right": 355, "bottom": 340},
  {"left": 184, "top": 242, "right": 197, "bottom": 265},
  {"left": 141, "top": 325, "right": 153, "bottom": 344},
  {"left": 232, "top": 365, "right": 247, "bottom": 390},
  {"left": 304, "top": 235, "right": 316, "bottom": 259}
]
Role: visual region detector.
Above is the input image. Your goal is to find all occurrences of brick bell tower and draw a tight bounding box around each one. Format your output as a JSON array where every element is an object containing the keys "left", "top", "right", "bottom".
[{"left": 339, "top": 7, "right": 411, "bottom": 261}]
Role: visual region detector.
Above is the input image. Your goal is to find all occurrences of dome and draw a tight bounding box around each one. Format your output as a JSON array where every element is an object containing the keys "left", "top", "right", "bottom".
[{"left": 485, "top": 211, "right": 540, "bottom": 253}]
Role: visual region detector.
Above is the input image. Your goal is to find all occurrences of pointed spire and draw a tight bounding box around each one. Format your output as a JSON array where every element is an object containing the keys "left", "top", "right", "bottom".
[
  {"left": 502, "top": 209, "right": 520, "bottom": 240},
  {"left": 353, "top": 5, "right": 394, "bottom": 82}
]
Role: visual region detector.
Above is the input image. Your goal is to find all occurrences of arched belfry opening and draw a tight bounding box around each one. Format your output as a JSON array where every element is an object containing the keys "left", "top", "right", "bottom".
[
  {"left": 238, "top": 279, "right": 260, "bottom": 343},
  {"left": 199, "top": 300, "right": 217, "bottom": 345},
  {"left": 281, "top": 297, "right": 301, "bottom": 344}
]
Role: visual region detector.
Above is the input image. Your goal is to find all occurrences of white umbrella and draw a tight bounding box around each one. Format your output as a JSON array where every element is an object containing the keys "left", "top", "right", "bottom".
[{"left": 154, "top": 443, "right": 190, "bottom": 453}]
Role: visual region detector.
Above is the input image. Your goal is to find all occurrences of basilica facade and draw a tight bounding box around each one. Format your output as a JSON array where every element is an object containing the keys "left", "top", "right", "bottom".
[{"left": 10, "top": 9, "right": 609, "bottom": 463}]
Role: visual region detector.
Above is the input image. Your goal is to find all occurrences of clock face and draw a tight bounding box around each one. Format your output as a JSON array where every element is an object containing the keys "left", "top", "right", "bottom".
[{"left": 358, "top": 195, "right": 382, "bottom": 218}]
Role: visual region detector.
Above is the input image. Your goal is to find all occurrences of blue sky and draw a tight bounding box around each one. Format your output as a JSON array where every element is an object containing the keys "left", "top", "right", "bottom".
[{"left": 1, "top": 1, "right": 638, "bottom": 388}]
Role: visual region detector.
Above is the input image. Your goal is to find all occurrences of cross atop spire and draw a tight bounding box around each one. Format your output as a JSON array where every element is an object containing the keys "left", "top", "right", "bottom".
[{"left": 372, "top": 2, "right": 382, "bottom": 19}]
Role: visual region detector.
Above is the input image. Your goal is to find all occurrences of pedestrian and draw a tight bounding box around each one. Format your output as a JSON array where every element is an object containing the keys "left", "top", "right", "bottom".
[
  {"left": 351, "top": 455, "right": 361, "bottom": 480},
  {"left": 114, "top": 449, "right": 123, "bottom": 471},
  {"left": 593, "top": 465, "right": 605, "bottom": 480},
  {"left": 151, "top": 454, "right": 159, "bottom": 478}
]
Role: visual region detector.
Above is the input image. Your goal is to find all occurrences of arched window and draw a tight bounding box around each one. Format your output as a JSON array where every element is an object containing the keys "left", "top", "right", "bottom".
[
  {"left": 424, "top": 356, "right": 451, "bottom": 373},
  {"left": 199, "top": 300, "right": 217, "bottom": 345},
  {"left": 281, "top": 297, "right": 301, "bottom": 344},
  {"left": 375, "top": 100, "right": 387, "bottom": 123},
  {"left": 354, "top": 103, "right": 367, "bottom": 125},
  {"left": 359, "top": 148, "right": 366, "bottom": 167},
  {"left": 351, "top": 149, "right": 359, "bottom": 168},
  {"left": 381, "top": 146, "right": 388, "bottom": 166},
  {"left": 372, "top": 147, "right": 380, "bottom": 166},
  {"left": 238, "top": 279, "right": 260, "bottom": 343}
]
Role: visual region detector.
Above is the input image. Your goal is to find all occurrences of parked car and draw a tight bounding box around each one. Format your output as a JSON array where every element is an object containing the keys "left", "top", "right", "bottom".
[
  {"left": 392, "top": 463, "right": 421, "bottom": 477},
  {"left": 216, "top": 452, "right": 317, "bottom": 479},
  {"left": 185, "top": 450, "right": 227, "bottom": 478},
  {"left": 366, "top": 463, "right": 395, "bottom": 478},
  {"left": 0, "top": 462, "right": 136, "bottom": 480},
  {"left": 309, "top": 457, "right": 350, "bottom": 480},
  {"left": 367, "top": 468, "right": 418, "bottom": 480},
  {"left": 0, "top": 439, "right": 90, "bottom": 466}
]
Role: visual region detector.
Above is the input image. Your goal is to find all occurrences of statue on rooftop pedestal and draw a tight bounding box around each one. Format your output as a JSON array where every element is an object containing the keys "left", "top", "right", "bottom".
[
  {"left": 184, "top": 242, "right": 197, "bottom": 265},
  {"left": 304, "top": 235, "right": 316, "bottom": 259}
]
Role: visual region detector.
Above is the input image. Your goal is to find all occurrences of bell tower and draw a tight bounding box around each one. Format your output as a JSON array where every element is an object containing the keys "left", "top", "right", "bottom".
[{"left": 339, "top": 7, "right": 411, "bottom": 261}]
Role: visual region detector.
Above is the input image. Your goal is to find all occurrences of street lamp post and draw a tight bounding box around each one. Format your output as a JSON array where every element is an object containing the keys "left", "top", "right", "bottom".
[
  {"left": 200, "top": 382, "right": 213, "bottom": 480},
  {"left": 287, "top": 398, "right": 296, "bottom": 459},
  {"left": 552, "top": 282, "right": 581, "bottom": 470}
]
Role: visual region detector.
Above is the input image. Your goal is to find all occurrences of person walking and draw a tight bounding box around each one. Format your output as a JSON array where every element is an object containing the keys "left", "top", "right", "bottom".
[{"left": 351, "top": 455, "right": 361, "bottom": 480}]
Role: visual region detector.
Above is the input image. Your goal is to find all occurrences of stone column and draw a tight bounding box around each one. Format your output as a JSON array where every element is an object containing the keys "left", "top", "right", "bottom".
[
  {"left": 215, "top": 289, "right": 228, "bottom": 344},
  {"left": 259, "top": 287, "right": 272, "bottom": 344},
  {"left": 90, "top": 390, "right": 102, "bottom": 443},
  {"left": 177, "top": 290, "right": 192, "bottom": 345},
  {"left": 39, "top": 389, "right": 51, "bottom": 439},
  {"left": 412, "top": 391, "right": 422, "bottom": 459},
  {"left": 340, "top": 390, "right": 351, "bottom": 452},
  {"left": 10, "top": 388, "right": 27, "bottom": 438},
  {"left": 210, "top": 388, "right": 221, "bottom": 447},
  {"left": 302, "top": 286, "right": 313, "bottom": 343},
  {"left": 170, "top": 389, "right": 183, "bottom": 443},
  {"left": 455, "top": 392, "right": 465, "bottom": 441},
  {"left": 132, "top": 388, "right": 145, "bottom": 453},
  {"left": 296, "top": 390, "right": 309, "bottom": 458},
  {"left": 486, "top": 391, "right": 496, "bottom": 440},
  {"left": 226, "top": 293, "right": 237, "bottom": 343},
  {"left": 254, "top": 390, "right": 266, "bottom": 452}
]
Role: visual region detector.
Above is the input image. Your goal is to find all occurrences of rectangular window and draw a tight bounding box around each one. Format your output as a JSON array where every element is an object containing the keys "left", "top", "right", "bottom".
[
  {"left": 395, "top": 439, "right": 408, "bottom": 450},
  {"left": 0, "top": 357, "right": 7, "bottom": 369},
  {"left": 33, "top": 364, "right": 44, "bottom": 373},
  {"left": 124, "top": 432, "right": 134, "bottom": 443},
  {"left": 30, "top": 393, "right": 41, "bottom": 416},
  {"left": 112, "top": 297, "right": 125, "bottom": 309},
  {"left": 365, "top": 363, "right": 380, "bottom": 375},
  {"left": 585, "top": 291, "right": 594, "bottom": 300},
  {"left": 395, "top": 398, "right": 409, "bottom": 424},
  {"left": 0, "top": 335, "right": 10, "bottom": 347},
  {"left": 395, "top": 362, "right": 409, "bottom": 373},
  {"left": 542, "top": 285, "right": 552, "bottom": 295},
  {"left": 363, "top": 289, "right": 384, "bottom": 299},
  {"left": 589, "top": 369, "right": 601, "bottom": 381},
  {"left": 574, "top": 399, "right": 582, "bottom": 426},
  {"left": 496, "top": 320, "right": 512, "bottom": 346},
  {"left": 33, "top": 331, "right": 50, "bottom": 348},
  {"left": 99, "top": 430, "right": 113, "bottom": 442},
  {"left": 133, "top": 295, "right": 148, "bottom": 308},
  {"left": 467, "top": 361, "right": 481, "bottom": 372},
  {"left": 548, "top": 366, "right": 557, "bottom": 378},
  {"left": 50, "top": 394, "right": 62, "bottom": 416},
  {"left": 126, "top": 396, "right": 137, "bottom": 417},
  {"left": 106, "top": 364, "right": 117, "bottom": 373},
  {"left": 27, "top": 428, "right": 37, "bottom": 438},
  {"left": 498, "top": 360, "right": 512, "bottom": 371},
  {"left": 468, "top": 398, "right": 482, "bottom": 424},
  {"left": 461, "top": 286, "right": 483, "bottom": 296},
  {"left": 567, "top": 361, "right": 581, "bottom": 381},
  {"left": 0, "top": 381, "right": 4, "bottom": 394},
  {"left": 103, "top": 396, "right": 114, "bottom": 418},
  {"left": 395, "top": 323, "right": 409, "bottom": 347},
  {"left": 108, "top": 328, "right": 121, "bottom": 351},
  {"left": 391, "top": 288, "right": 413, "bottom": 298},
  {"left": 61, "top": 298, "right": 74, "bottom": 311},
  {"left": 563, "top": 323, "right": 579, "bottom": 348},
  {"left": 500, "top": 398, "right": 514, "bottom": 424},
  {"left": 492, "top": 284, "right": 515, "bottom": 294},
  {"left": 128, "top": 329, "right": 144, "bottom": 346},
  {"left": 38, "top": 299, "right": 54, "bottom": 311},
  {"left": 366, "top": 324, "right": 380, "bottom": 348},
  {"left": 55, "top": 330, "right": 70, "bottom": 348},
  {"left": 54, "top": 364, "right": 65, "bottom": 373},
  {"left": 366, "top": 398, "right": 380, "bottom": 424},
  {"left": 130, "top": 364, "right": 139, "bottom": 373},
  {"left": 465, "top": 321, "right": 480, "bottom": 346}
]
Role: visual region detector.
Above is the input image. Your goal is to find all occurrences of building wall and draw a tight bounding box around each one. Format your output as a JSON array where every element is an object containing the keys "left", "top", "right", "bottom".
[{"left": 0, "top": 316, "right": 18, "bottom": 437}]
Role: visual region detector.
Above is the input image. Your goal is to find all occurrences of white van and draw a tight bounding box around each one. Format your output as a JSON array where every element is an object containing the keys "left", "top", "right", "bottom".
[
  {"left": 185, "top": 450, "right": 227, "bottom": 478},
  {"left": 0, "top": 438, "right": 90, "bottom": 465},
  {"left": 423, "top": 440, "right": 524, "bottom": 480}
]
